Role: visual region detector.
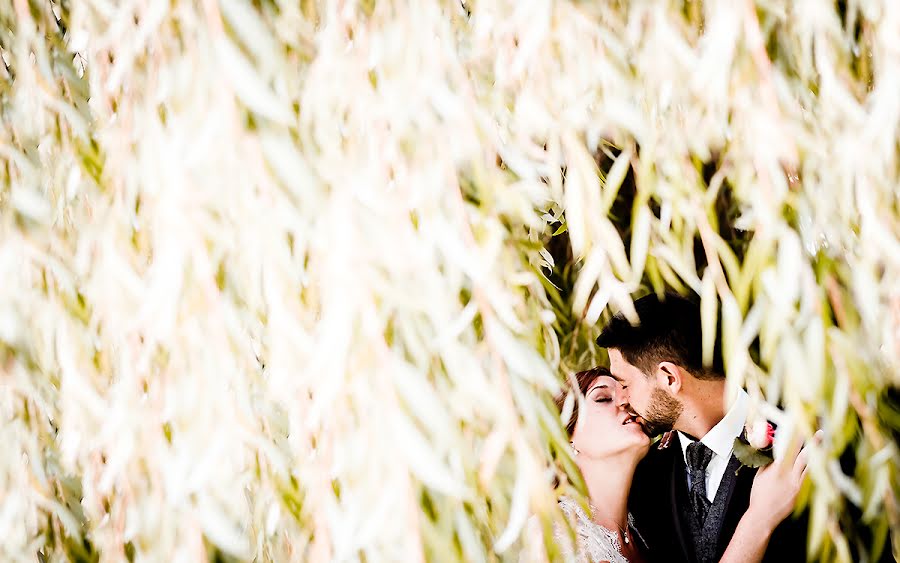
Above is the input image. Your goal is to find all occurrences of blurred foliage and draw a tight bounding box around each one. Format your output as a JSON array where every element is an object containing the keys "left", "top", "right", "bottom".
[{"left": 0, "top": 0, "right": 898, "bottom": 561}]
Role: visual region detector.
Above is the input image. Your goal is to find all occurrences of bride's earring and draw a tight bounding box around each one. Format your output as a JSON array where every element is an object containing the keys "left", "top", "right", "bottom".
[{"left": 570, "top": 441, "right": 579, "bottom": 456}]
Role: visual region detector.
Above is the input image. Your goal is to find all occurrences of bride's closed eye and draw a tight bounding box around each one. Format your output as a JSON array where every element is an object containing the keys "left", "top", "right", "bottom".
[{"left": 588, "top": 386, "right": 614, "bottom": 403}]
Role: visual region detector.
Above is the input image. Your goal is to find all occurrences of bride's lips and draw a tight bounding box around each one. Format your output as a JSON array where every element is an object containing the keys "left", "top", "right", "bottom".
[
  {"left": 620, "top": 412, "right": 648, "bottom": 432},
  {"left": 621, "top": 413, "right": 640, "bottom": 426}
]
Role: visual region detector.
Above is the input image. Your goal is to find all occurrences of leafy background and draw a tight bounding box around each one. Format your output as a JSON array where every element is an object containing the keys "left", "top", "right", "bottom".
[{"left": 0, "top": 0, "right": 898, "bottom": 561}]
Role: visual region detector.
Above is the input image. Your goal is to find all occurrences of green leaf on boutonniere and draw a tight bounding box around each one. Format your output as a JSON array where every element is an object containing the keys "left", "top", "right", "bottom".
[{"left": 732, "top": 437, "right": 775, "bottom": 468}]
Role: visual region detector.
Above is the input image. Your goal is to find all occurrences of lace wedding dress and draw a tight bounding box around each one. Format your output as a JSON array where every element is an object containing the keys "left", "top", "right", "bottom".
[{"left": 554, "top": 496, "right": 642, "bottom": 563}]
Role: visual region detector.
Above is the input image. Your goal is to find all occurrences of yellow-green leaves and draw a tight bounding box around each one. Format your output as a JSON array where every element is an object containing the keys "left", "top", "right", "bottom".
[{"left": 2, "top": 0, "right": 899, "bottom": 561}]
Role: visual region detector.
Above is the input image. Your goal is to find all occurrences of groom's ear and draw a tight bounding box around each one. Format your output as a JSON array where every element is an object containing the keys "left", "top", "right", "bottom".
[{"left": 655, "top": 362, "right": 684, "bottom": 393}]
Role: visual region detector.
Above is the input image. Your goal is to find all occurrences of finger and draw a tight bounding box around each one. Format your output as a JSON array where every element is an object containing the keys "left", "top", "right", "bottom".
[
  {"left": 782, "top": 429, "right": 804, "bottom": 466},
  {"left": 658, "top": 431, "right": 673, "bottom": 450},
  {"left": 792, "top": 446, "right": 809, "bottom": 482},
  {"left": 793, "top": 430, "right": 823, "bottom": 481}
]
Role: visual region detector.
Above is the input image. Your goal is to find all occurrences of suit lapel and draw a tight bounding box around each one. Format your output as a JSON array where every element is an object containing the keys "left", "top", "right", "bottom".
[{"left": 669, "top": 436, "right": 695, "bottom": 562}]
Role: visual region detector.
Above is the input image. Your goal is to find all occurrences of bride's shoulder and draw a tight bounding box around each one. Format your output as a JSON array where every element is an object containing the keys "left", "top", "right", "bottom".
[
  {"left": 553, "top": 496, "right": 633, "bottom": 563},
  {"left": 557, "top": 495, "right": 587, "bottom": 521},
  {"left": 522, "top": 502, "right": 579, "bottom": 562}
]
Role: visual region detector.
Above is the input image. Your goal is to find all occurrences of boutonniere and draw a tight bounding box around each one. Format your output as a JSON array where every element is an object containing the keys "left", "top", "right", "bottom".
[{"left": 732, "top": 417, "right": 776, "bottom": 468}]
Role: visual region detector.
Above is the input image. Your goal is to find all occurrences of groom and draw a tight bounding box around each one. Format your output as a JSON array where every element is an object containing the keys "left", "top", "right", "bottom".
[{"left": 596, "top": 293, "right": 807, "bottom": 563}]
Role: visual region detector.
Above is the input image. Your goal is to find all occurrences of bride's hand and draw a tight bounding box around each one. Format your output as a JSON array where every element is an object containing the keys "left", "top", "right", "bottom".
[
  {"left": 746, "top": 430, "right": 821, "bottom": 532},
  {"left": 720, "top": 431, "right": 822, "bottom": 563}
]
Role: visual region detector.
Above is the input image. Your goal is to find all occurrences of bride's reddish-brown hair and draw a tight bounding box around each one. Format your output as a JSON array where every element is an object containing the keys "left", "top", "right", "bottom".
[{"left": 555, "top": 366, "right": 612, "bottom": 437}]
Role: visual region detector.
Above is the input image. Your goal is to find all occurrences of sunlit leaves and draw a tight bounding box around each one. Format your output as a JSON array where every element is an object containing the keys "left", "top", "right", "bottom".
[{"left": 0, "top": 0, "right": 898, "bottom": 562}]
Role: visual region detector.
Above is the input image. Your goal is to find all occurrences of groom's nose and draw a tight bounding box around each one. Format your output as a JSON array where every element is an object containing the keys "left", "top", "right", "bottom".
[{"left": 615, "top": 389, "right": 629, "bottom": 409}]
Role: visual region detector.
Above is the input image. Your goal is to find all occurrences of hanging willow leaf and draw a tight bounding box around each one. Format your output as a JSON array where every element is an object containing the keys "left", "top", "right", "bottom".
[{"left": 0, "top": 1, "right": 897, "bottom": 562}]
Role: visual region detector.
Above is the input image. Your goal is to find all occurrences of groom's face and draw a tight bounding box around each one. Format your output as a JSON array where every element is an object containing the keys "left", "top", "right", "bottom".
[{"left": 608, "top": 349, "right": 683, "bottom": 436}]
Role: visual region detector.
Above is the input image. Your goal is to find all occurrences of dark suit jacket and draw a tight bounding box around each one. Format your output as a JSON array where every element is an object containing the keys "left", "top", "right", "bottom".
[{"left": 629, "top": 433, "right": 808, "bottom": 563}]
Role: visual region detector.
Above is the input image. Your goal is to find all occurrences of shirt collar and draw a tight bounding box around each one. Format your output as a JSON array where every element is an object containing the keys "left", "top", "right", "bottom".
[{"left": 678, "top": 388, "right": 749, "bottom": 459}]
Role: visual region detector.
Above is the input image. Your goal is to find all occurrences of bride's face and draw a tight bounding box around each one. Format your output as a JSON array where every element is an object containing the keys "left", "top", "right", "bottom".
[{"left": 570, "top": 374, "right": 651, "bottom": 459}]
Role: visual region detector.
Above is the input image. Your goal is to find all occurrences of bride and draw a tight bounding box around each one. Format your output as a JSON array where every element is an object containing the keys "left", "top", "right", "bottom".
[{"left": 536, "top": 367, "right": 808, "bottom": 563}]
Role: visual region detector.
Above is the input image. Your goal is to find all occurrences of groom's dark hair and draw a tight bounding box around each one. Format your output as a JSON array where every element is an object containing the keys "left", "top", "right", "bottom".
[{"left": 595, "top": 292, "right": 724, "bottom": 380}]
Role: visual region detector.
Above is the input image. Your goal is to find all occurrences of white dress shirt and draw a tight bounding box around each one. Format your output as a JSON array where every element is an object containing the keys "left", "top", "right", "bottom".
[{"left": 677, "top": 389, "right": 749, "bottom": 502}]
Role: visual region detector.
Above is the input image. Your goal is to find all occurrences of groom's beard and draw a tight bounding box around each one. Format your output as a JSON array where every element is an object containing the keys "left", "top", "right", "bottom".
[{"left": 638, "top": 388, "right": 683, "bottom": 437}]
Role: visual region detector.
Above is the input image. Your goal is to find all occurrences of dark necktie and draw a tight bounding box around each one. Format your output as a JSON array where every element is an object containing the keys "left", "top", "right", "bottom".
[{"left": 685, "top": 441, "right": 715, "bottom": 523}]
